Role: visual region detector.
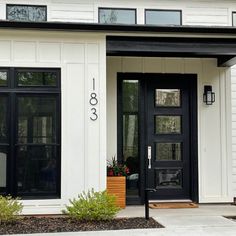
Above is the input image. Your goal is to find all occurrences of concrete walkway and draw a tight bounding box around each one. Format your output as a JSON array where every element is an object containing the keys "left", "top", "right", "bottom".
[{"left": 3, "top": 204, "right": 236, "bottom": 236}]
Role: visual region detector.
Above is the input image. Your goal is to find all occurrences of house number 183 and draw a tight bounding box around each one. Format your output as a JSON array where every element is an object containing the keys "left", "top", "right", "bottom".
[{"left": 90, "top": 78, "right": 98, "bottom": 121}]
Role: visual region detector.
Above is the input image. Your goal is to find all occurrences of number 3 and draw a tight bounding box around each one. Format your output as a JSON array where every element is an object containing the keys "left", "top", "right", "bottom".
[{"left": 90, "top": 108, "right": 98, "bottom": 121}]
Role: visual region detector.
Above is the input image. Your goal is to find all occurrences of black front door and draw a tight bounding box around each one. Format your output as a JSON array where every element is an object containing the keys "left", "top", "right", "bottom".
[
  {"left": 146, "top": 76, "right": 195, "bottom": 200},
  {"left": 118, "top": 73, "right": 198, "bottom": 203}
]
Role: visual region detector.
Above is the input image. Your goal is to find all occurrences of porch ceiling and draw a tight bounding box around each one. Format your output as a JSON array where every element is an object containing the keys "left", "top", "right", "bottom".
[{"left": 107, "top": 36, "right": 236, "bottom": 67}]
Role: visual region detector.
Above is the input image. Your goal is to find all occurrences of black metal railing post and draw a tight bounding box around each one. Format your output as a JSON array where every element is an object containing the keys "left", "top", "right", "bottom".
[{"left": 145, "top": 189, "right": 149, "bottom": 220}]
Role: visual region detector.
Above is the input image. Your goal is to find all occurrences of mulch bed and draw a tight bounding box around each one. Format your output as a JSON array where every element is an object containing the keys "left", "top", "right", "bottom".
[{"left": 0, "top": 216, "right": 163, "bottom": 235}]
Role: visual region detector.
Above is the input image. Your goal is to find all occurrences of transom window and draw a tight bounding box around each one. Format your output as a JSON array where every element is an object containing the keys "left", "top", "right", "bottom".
[
  {"left": 145, "top": 9, "right": 182, "bottom": 25},
  {"left": 233, "top": 12, "right": 236, "bottom": 26},
  {"left": 0, "top": 68, "right": 60, "bottom": 199},
  {"left": 99, "top": 8, "right": 136, "bottom": 24},
  {"left": 6, "top": 4, "right": 47, "bottom": 22}
]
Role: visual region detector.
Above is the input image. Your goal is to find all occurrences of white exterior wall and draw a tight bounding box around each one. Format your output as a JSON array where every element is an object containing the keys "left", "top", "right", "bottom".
[
  {"left": 0, "top": 29, "right": 106, "bottom": 214},
  {"left": 231, "top": 65, "right": 236, "bottom": 197},
  {"left": 0, "top": 0, "right": 236, "bottom": 26},
  {"left": 107, "top": 57, "right": 232, "bottom": 203},
  {"left": 0, "top": 0, "right": 235, "bottom": 204}
]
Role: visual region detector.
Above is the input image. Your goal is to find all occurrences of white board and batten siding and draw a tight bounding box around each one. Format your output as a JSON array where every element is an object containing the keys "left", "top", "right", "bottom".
[
  {"left": 0, "top": 29, "right": 106, "bottom": 214},
  {"left": 0, "top": 0, "right": 235, "bottom": 25},
  {"left": 0, "top": 0, "right": 235, "bottom": 205}
]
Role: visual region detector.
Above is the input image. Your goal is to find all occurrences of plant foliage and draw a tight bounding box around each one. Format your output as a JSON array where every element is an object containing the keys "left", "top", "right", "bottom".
[
  {"left": 107, "top": 157, "right": 129, "bottom": 176},
  {"left": 63, "top": 189, "right": 120, "bottom": 221},
  {"left": 0, "top": 195, "right": 23, "bottom": 224}
]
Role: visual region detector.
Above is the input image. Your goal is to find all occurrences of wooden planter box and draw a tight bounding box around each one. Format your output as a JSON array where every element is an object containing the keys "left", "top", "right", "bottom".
[{"left": 107, "top": 176, "right": 126, "bottom": 208}]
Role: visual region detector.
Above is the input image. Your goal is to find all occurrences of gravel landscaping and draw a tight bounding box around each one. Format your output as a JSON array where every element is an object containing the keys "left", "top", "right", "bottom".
[{"left": 0, "top": 216, "right": 163, "bottom": 235}]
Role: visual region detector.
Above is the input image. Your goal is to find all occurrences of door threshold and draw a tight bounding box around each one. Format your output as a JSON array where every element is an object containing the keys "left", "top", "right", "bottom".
[{"left": 149, "top": 199, "right": 193, "bottom": 203}]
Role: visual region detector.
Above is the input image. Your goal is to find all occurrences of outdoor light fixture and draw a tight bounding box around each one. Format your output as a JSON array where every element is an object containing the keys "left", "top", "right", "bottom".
[{"left": 203, "top": 85, "right": 215, "bottom": 105}]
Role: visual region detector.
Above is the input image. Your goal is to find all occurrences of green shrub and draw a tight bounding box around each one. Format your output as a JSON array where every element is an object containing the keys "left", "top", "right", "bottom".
[
  {"left": 63, "top": 189, "right": 120, "bottom": 221},
  {"left": 0, "top": 195, "right": 23, "bottom": 224}
]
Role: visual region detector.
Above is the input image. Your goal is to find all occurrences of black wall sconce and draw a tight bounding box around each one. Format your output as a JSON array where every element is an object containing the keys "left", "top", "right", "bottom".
[{"left": 203, "top": 85, "right": 215, "bottom": 105}]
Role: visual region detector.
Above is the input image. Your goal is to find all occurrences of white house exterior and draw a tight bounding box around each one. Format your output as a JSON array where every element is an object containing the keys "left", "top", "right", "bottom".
[{"left": 0, "top": 0, "right": 236, "bottom": 214}]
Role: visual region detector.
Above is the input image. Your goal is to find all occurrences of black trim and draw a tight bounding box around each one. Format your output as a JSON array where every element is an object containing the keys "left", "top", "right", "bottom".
[
  {"left": 6, "top": 4, "right": 47, "bottom": 22},
  {"left": 144, "top": 9, "right": 182, "bottom": 25},
  {"left": 107, "top": 36, "right": 236, "bottom": 67},
  {"left": 2, "top": 20, "right": 236, "bottom": 34},
  {"left": 98, "top": 7, "right": 137, "bottom": 24}
]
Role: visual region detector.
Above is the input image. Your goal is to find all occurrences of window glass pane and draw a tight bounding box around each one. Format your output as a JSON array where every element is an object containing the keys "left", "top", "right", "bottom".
[
  {"left": 17, "top": 145, "right": 58, "bottom": 195},
  {"left": 99, "top": 9, "right": 136, "bottom": 24},
  {"left": 146, "top": 10, "right": 181, "bottom": 25},
  {"left": 155, "top": 89, "right": 180, "bottom": 107},
  {"left": 0, "top": 71, "right": 7, "bottom": 86},
  {"left": 156, "top": 143, "right": 181, "bottom": 161},
  {"left": 7, "top": 5, "right": 46, "bottom": 22},
  {"left": 17, "top": 96, "right": 57, "bottom": 144},
  {"left": 233, "top": 13, "right": 236, "bottom": 26},
  {"left": 123, "top": 80, "right": 139, "bottom": 112},
  {"left": 122, "top": 79, "right": 139, "bottom": 197},
  {"left": 0, "top": 97, "right": 8, "bottom": 143},
  {"left": 0, "top": 146, "right": 7, "bottom": 194},
  {"left": 156, "top": 116, "right": 181, "bottom": 134},
  {"left": 17, "top": 71, "right": 57, "bottom": 86},
  {"left": 156, "top": 169, "right": 182, "bottom": 188}
]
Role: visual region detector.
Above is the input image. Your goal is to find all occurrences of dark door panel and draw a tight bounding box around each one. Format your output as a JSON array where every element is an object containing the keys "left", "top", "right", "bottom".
[{"left": 146, "top": 77, "right": 191, "bottom": 200}]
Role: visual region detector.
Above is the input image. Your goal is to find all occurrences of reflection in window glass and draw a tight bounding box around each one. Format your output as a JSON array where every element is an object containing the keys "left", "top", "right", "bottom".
[
  {"left": 7, "top": 5, "right": 47, "bottom": 22},
  {"left": 123, "top": 80, "right": 139, "bottom": 112},
  {"left": 0, "top": 97, "right": 8, "bottom": 143},
  {"left": 17, "top": 97, "right": 57, "bottom": 144},
  {"left": 145, "top": 10, "right": 181, "bottom": 25},
  {"left": 17, "top": 145, "right": 58, "bottom": 195},
  {"left": 156, "top": 89, "right": 180, "bottom": 107},
  {"left": 122, "top": 80, "right": 139, "bottom": 197},
  {"left": 99, "top": 8, "right": 136, "bottom": 24},
  {"left": 156, "top": 143, "right": 181, "bottom": 161},
  {"left": 233, "top": 13, "right": 236, "bottom": 26},
  {"left": 17, "top": 71, "right": 57, "bottom": 86},
  {"left": 156, "top": 116, "right": 181, "bottom": 134},
  {"left": 0, "top": 147, "right": 7, "bottom": 194},
  {"left": 156, "top": 169, "right": 182, "bottom": 188}
]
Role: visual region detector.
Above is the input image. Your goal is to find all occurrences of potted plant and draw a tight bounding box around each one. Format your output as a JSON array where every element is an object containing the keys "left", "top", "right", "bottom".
[{"left": 107, "top": 157, "right": 129, "bottom": 208}]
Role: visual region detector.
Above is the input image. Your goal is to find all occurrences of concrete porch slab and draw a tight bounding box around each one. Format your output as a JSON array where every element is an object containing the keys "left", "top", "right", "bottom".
[{"left": 154, "top": 215, "right": 236, "bottom": 228}]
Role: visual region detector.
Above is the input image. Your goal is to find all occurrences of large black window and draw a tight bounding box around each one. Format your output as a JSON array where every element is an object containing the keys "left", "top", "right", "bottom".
[
  {"left": 145, "top": 9, "right": 182, "bottom": 25},
  {"left": 7, "top": 4, "right": 47, "bottom": 22},
  {"left": 0, "top": 68, "right": 61, "bottom": 199},
  {"left": 99, "top": 8, "right": 136, "bottom": 24}
]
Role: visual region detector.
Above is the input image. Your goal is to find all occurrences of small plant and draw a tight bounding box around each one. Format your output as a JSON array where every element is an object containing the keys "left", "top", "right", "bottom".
[
  {"left": 107, "top": 157, "right": 129, "bottom": 176},
  {"left": 0, "top": 195, "right": 23, "bottom": 224},
  {"left": 62, "top": 189, "right": 120, "bottom": 221}
]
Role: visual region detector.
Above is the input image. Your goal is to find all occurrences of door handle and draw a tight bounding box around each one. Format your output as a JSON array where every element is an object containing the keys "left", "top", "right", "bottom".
[{"left": 148, "top": 146, "right": 151, "bottom": 169}]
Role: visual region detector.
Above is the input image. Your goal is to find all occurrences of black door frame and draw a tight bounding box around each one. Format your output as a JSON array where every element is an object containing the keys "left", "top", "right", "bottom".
[{"left": 117, "top": 73, "right": 198, "bottom": 204}]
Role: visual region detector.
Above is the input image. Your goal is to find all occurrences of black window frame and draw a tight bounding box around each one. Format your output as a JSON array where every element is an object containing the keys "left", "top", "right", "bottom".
[
  {"left": 233, "top": 12, "right": 236, "bottom": 26},
  {"left": 0, "top": 67, "right": 61, "bottom": 199},
  {"left": 98, "top": 7, "right": 137, "bottom": 24},
  {"left": 145, "top": 9, "right": 182, "bottom": 26},
  {"left": 6, "top": 4, "right": 47, "bottom": 22}
]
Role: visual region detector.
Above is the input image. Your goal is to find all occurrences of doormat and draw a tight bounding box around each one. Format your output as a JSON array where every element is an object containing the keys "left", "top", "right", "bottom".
[{"left": 149, "top": 202, "right": 198, "bottom": 209}]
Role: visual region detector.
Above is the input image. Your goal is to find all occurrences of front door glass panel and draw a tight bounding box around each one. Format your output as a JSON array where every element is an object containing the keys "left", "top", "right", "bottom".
[
  {"left": 156, "top": 169, "right": 183, "bottom": 188},
  {"left": 156, "top": 143, "right": 181, "bottom": 161},
  {"left": 155, "top": 115, "right": 181, "bottom": 134},
  {"left": 155, "top": 89, "right": 180, "bottom": 107}
]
